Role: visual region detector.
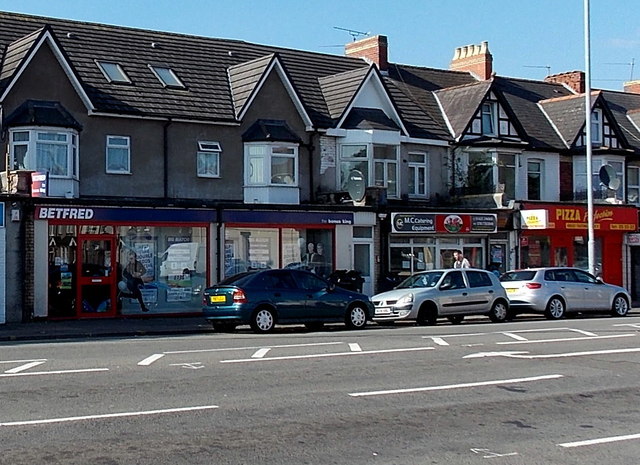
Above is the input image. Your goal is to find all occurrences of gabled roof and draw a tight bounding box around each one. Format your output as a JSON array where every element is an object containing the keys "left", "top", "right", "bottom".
[
  {"left": 538, "top": 92, "right": 597, "bottom": 147},
  {"left": 228, "top": 54, "right": 274, "bottom": 117},
  {"left": 600, "top": 90, "right": 640, "bottom": 154},
  {"left": 342, "top": 107, "right": 400, "bottom": 131},
  {"left": 0, "top": 26, "right": 43, "bottom": 83},
  {"left": 435, "top": 80, "right": 492, "bottom": 140},
  {"left": 318, "top": 67, "right": 370, "bottom": 120}
]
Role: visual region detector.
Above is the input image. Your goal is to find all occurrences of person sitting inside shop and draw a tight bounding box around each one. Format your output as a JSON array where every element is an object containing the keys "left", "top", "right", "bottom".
[{"left": 121, "top": 252, "right": 149, "bottom": 312}]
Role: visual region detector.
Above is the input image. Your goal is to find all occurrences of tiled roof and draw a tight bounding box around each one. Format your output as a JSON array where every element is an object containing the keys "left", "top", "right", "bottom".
[
  {"left": 0, "top": 25, "right": 43, "bottom": 83},
  {"left": 538, "top": 93, "right": 591, "bottom": 148},
  {"left": 319, "top": 67, "right": 370, "bottom": 121},
  {"left": 228, "top": 54, "right": 275, "bottom": 118},
  {"left": 4, "top": 99, "right": 82, "bottom": 129},
  {"left": 600, "top": 90, "right": 640, "bottom": 154},
  {"left": 342, "top": 107, "right": 400, "bottom": 131},
  {"left": 435, "top": 81, "right": 492, "bottom": 140}
]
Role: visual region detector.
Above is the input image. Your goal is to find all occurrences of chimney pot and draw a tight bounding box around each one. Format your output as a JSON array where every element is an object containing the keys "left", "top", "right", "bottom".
[
  {"left": 345, "top": 34, "right": 388, "bottom": 71},
  {"left": 449, "top": 41, "right": 493, "bottom": 80},
  {"left": 624, "top": 80, "right": 640, "bottom": 94}
]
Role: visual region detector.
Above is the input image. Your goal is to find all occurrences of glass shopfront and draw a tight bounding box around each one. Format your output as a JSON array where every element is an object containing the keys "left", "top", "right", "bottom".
[{"left": 39, "top": 206, "right": 215, "bottom": 319}]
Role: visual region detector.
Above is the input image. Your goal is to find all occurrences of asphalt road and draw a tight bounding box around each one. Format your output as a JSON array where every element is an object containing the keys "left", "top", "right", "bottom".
[{"left": 2, "top": 315, "right": 640, "bottom": 464}]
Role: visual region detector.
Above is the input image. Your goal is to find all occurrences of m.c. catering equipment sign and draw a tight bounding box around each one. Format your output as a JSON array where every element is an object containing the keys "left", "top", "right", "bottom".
[{"left": 391, "top": 212, "right": 497, "bottom": 234}]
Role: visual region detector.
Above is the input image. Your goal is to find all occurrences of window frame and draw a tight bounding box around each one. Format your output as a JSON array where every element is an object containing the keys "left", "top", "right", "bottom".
[
  {"left": 591, "top": 109, "right": 603, "bottom": 145},
  {"left": 244, "top": 142, "right": 298, "bottom": 187},
  {"left": 481, "top": 102, "right": 497, "bottom": 136},
  {"left": 105, "top": 135, "right": 131, "bottom": 174},
  {"left": 197, "top": 141, "right": 222, "bottom": 178},
  {"left": 148, "top": 65, "right": 186, "bottom": 89},
  {"left": 407, "top": 151, "right": 429, "bottom": 198},
  {"left": 527, "top": 158, "right": 544, "bottom": 201},
  {"left": 338, "top": 143, "right": 399, "bottom": 199},
  {"left": 8, "top": 127, "right": 78, "bottom": 178},
  {"left": 96, "top": 60, "right": 131, "bottom": 84},
  {"left": 574, "top": 156, "right": 624, "bottom": 201},
  {"left": 627, "top": 165, "right": 640, "bottom": 205}
]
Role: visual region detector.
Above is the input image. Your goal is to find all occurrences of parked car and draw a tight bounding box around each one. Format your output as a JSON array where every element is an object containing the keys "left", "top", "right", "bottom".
[
  {"left": 371, "top": 269, "right": 510, "bottom": 325},
  {"left": 202, "top": 269, "right": 374, "bottom": 333},
  {"left": 499, "top": 267, "right": 630, "bottom": 319}
]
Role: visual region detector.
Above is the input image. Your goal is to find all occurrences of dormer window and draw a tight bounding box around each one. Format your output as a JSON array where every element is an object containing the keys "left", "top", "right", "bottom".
[
  {"left": 591, "top": 109, "right": 603, "bottom": 145},
  {"left": 96, "top": 61, "right": 131, "bottom": 83},
  {"left": 149, "top": 65, "right": 185, "bottom": 88},
  {"left": 481, "top": 102, "right": 497, "bottom": 136}
]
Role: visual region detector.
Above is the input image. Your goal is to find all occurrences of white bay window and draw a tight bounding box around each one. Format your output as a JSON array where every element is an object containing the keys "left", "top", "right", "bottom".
[{"left": 9, "top": 127, "right": 78, "bottom": 178}]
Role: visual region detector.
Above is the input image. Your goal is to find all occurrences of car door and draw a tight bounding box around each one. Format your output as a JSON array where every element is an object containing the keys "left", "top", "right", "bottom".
[
  {"left": 573, "top": 269, "right": 609, "bottom": 311},
  {"left": 294, "top": 271, "right": 345, "bottom": 320},
  {"left": 464, "top": 270, "right": 496, "bottom": 313},
  {"left": 551, "top": 269, "right": 585, "bottom": 311},
  {"left": 437, "top": 270, "right": 470, "bottom": 316},
  {"left": 257, "top": 270, "right": 306, "bottom": 321}
]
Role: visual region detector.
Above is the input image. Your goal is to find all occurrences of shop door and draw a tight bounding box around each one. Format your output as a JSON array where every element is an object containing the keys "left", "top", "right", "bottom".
[
  {"left": 77, "top": 236, "right": 117, "bottom": 317},
  {"left": 551, "top": 236, "right": 572, "bottom": 267},
  {"left": 353, "top": 243, "right": 373, "bottom": 296}
]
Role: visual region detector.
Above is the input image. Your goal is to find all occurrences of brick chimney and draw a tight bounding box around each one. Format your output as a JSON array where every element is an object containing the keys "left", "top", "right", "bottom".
[
  {"left": 449, "top": 41, "right": 493, "bottom": 80},
  {"left": 345, "top": 35, "right": 388, "bottom": 72},
  {"left": 624, "top": 80, "right": 640, "bottom": 94},
  {"left": 544, "top": 71, "right": 585, "bottom": 93}
]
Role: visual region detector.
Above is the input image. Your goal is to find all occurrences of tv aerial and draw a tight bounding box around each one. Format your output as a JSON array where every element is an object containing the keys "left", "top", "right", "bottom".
[{"left": 333, "top": 26, "right": 369, "bottom": 41}]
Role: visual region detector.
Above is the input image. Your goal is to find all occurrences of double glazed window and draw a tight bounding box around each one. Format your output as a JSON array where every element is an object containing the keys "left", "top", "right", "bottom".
[
  {"left": 106, "top": 136, "right": 131, "bottom": 174},
  {"left": 408, "top": 152, "right": 428, "bottom": 198},
  {"left": 527, "top": 159, "right": 543, "bottom": 200},
  {"left": 339, "top": 143, "right": 399, "bottom": 198},
  {"left": 574, "top": 157, "right": 624, "bottom": 201},
  {"left": 197, "top": 141, "right": 221, "bottom": 178},
  {"left": 245, "top": 143, "right": 297, "bottom": 186},
  {"left": 481, "top": 102, "right": 497, "bottom": 136},
  {"left": 9, "top": 128, "right": 78, "bottom": 177},
  {"left": 465, "top": 151, "right": 515, "bottom": 199}
]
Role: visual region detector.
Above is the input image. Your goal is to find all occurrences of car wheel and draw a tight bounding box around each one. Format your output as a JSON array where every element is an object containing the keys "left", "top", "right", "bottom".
[
  {"left": 488, "top": 301, "right": 508, "bottom": 323},
  {"left": 345, "top": 304, "right": 367, "bottom": 330},
  {"left": 417, "top": 304, "right": 437, "bottom": 326},
  {"left": 447, "top": 315, "right": 464, "bottom": 325},
  {"left": 545, "top": 297, "right": 565, "bottom": 320},
  {"left": 304, "top": 322, "right": 324, "bottom": 331},
  {"left": 250, "top": 307, "right": 275, "bottom": 333},
  {"left": 611, "top": 295, "right": 629, "bottom": 317}
]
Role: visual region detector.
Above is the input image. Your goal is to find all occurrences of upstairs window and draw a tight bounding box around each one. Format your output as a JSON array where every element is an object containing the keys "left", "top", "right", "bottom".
[
  {"left": 9, "top": 128, "right": 78, "bottom": 177},
  {"left": 339, "top": 143, "right": 399, "bottom": 199},
  {"left": 527, "top": 159, "right": 543, "bottom": 200},
  {"left": 627, "top": 166, "right": 640, "bottom": 205},
  {"left": 481, "top": 102, "right": 497, "bottom": 136},
  {"left": 197, "top": 141, "right": 221, "bottom": 178},
  {"left": 96, "top": 61, "right": 131, "bottom": 84},
  {"left": 149, "top": 65, "right": 185, "bottom": 88},
  {"left": 591, "top": 109, "right": 603, "bottom": 145},
  {"left": 574, "top": 157, "right": 624, "bottom": 201},
  {"left": 408, "top": 152, "right": 429, "bottom": 198},
  {"left": 245, "top": 143, "right": 297, "bottom": 186},
  {"left": 106, "top": 135, "right": 131, "bottom": 174}
]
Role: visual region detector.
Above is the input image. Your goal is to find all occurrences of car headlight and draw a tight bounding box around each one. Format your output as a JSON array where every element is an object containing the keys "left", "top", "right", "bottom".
[{"left": 396, "top": 293, "right": 414, "bottom": 306}]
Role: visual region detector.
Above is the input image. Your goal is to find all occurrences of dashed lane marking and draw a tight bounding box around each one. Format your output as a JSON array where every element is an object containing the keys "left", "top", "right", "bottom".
[
  {"left": 0, "top": 368, "right": 109, "bottom": 378},
  {"left": 559, "top": 432, "right": 640, "bottom": 448}
]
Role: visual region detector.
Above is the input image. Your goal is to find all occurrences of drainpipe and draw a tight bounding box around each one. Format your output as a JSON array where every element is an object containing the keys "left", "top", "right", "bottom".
[
  {"left": 304, "top": 130, "right": 318, "bottom": 202},
  {"left": 163, "top": 118, "right": 172, "bottom": 199}
]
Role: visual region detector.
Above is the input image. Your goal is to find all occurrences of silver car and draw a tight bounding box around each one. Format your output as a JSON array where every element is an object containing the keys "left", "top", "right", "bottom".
[
  {"left": 500, "top": 267, "right": 630, "bottom": 319},
  {"left": 371, "top": 269, "right": 510, "bottom": 325}
]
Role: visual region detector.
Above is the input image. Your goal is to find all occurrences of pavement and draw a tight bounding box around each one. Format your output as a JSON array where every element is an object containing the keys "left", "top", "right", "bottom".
[{"left": 0, "top": 315, "right": 214, "bottom": 342}]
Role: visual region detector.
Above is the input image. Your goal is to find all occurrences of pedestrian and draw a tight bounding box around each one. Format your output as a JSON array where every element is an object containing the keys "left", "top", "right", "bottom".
[
  {"left": 452, "top": 249, "right": 470, "bottom": 268},
  {"left": 122, "top": 251, "right": 149, "bottom": 312}
]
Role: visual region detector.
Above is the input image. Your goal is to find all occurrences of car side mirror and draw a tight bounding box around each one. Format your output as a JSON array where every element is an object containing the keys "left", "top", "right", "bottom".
[{"left": 440, "top": 283, "right": 451, "bottom": 291}]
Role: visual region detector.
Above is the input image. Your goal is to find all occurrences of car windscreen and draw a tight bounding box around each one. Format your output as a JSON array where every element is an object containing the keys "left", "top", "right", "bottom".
[
  {"left": 397, "top": 272, "right": 443, "bottom": 289},
  {"left": 500, "top": 271, "right": 537, "bottom": 282}
]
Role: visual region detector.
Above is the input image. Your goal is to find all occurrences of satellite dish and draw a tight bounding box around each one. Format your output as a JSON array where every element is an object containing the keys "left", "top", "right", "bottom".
[
  {"left": 346, "top": 169, "right": 366, "bottom": 202},
  {"left": 599, "top": 164, "right": 620, "bottom": 190}
]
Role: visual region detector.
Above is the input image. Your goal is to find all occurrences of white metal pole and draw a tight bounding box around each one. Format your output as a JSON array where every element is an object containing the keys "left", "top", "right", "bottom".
[{"left": 584, "top": 0, "right": 596, "bottom": 275}]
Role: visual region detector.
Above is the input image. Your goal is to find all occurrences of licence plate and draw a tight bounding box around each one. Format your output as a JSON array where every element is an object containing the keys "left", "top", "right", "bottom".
[
  {"left": 375, "top": 308, "right": 392, "bottom": 315},
  {"left": 506, "top": 288, "right": 517, "bottom": 294},
  {"left": 209, "top": 295, "right": 226, "bottom": 303}
]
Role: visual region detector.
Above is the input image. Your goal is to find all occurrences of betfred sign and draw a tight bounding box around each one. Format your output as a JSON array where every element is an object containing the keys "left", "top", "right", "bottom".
[{"left": 38, "top": 207, "right": 94, "bottom": 220}]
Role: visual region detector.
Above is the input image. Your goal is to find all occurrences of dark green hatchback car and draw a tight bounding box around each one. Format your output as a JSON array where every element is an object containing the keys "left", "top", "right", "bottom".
[{"left": 202, "top": 269, "right": 374, "bottom": 333}]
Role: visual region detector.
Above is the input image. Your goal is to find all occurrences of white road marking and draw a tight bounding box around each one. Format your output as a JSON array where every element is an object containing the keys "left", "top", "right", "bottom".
[
  {"left": 0, "top": 359, "right": 47, "bottom": 364},
  {"left": 138, "top": 354, "right": 165, "bottom": 366},
  {"left": 349, "top": 343, "right": 362, "bottom": 352},
  {"left": 501, "top": 332, "right": 529, "bottom": 341},
  {"left": 0, "top": 368, "right": 109, "bottom": 378},
  {"left": 471, "top": 448, "right": 518, "bottom": 458},
  {"left": 169, "top": 362, "right": 204, "bottom": 369},
  {"left": 349, "top": 374, "right": 563, "bottom": 397},
  {"left": 465, "top": 347, "right": 640, "bottom": 359},
  {"left": 0, "top": 405, "right": 219, "bottom": 427},
  {"left": 558, "top": 432, "right": 640, "bottom": 448},
  {"left": 220, "top": 346, "right": 435, "bottom": 363},
  {"left": 164, "top": 341, "right": 343, "bottom": 355},
  {"left": 431, "top": 337, "right": 449, "bottom": 346},
  {"left": 569, "top": 329, "right": 598, "bottom": 337},
  {"left": 252, "top": 348, "right": 271, "bottom": 358},
  {"left": 496, "top": 333, "right": 634, "bottom": 345},
  {"left": 4, "top": 361, "right": 46, "bottom": 374}
]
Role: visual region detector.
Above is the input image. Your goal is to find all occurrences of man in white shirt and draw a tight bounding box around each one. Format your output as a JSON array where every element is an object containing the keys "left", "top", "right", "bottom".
[{"left": 453, "top": 249, "right": 470, "bottom": 268}]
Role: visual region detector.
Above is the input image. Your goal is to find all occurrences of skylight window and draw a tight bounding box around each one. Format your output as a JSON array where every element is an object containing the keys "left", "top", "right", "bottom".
[
  {"left": 96, "top": 61, "right": 131, "bottom": 84},
  {"left": 149, "top": 65, "right": 185, "bottom": 89}
]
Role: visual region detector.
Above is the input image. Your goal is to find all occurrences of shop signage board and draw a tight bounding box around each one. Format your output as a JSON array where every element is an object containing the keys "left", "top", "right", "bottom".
[
  {"left": 35, "top": 206, "right": 217, "bottom": 223},
  {"left": 519, "top": 209, "right": 548, "bottom": 229},
  {"left": 391, "top": 212, "right": 497, "bottom": 234},
  {"left": 223, "top": 210, "right": 354, "bottom": 225},
  {"left": 521, "top": 204, "right": 638, "bottom": 232}
]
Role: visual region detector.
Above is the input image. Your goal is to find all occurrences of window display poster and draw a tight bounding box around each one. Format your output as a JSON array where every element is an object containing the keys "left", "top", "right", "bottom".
[{"left": 134, "top": 242, "right": 155, "bottom": 279}]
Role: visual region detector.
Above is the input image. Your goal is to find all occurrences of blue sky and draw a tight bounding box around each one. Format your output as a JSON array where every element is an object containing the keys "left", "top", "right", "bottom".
[{"left": 2, "top": 0, "right": 639, "bottom": 90}]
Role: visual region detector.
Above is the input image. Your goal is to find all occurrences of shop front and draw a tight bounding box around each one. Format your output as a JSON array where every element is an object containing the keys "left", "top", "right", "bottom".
[
  {"left": 221, "top": 209, "right": 365, "bottom": 289},
  {"left": 35, "top": 206, "right": 216, "bottom": 319},
  {"left": 388, "top": 212, "right": 498, "bottom": 278},
  {"left": 518, "top": 203, "right": 638, "bottom": 286}
]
